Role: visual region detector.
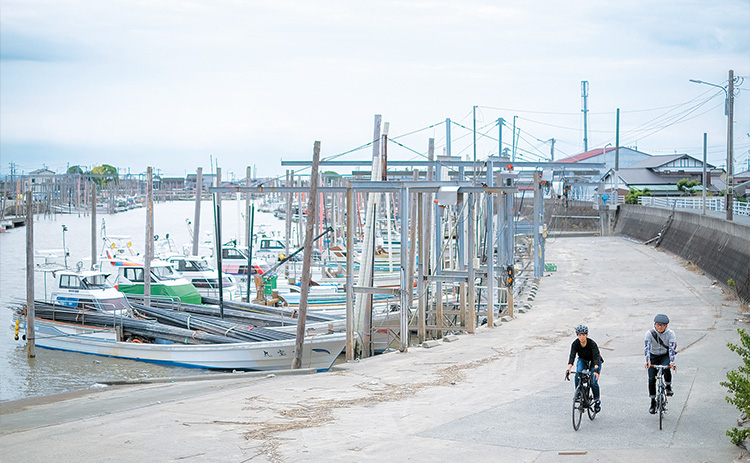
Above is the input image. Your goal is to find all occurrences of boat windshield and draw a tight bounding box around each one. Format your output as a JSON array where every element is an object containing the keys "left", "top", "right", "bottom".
[
  {"left": 81, "top": 274, "right": 113, "bottom": 289},
  {"left": 94, "top": 297, "right": 131, "bottom": 312},
  {"left": 151, "top": 265, "right": 180, "bottom": 281},
  {"left": 175, "top": 259, "right": 212, "bottom": 272}
]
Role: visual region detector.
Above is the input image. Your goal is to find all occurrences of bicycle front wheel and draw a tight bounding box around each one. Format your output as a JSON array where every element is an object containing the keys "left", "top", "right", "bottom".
[
  {"left": 659, "top": 395, "right": 665, "bottom": 430},
  {"left": 572, "top": 387, "right": 583, "bottom": 431},
  {"left": 587, "top": 389, "right": 597, "bottom": 420}
]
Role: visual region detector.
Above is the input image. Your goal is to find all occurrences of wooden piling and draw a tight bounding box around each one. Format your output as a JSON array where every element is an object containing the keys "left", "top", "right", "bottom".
[
  {"left": 192, "top": 167, "right": 202, "bottom": 256},
  {"left": 91, "top": 183, "right": 97, "bottom": 269},
  {"left": 292, "top": 141, "right": 320, "bottom": 369},
  {"left": 25, "top": 191, "right": 35, "bottom": 358},
  {"left": 144, "top": 167, "right": 153, "bottom": 302}
]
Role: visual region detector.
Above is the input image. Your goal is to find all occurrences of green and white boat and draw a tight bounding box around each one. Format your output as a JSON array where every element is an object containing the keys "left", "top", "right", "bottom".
[{"left": 99, "top": 255, "right": 203, "bottom": 305}]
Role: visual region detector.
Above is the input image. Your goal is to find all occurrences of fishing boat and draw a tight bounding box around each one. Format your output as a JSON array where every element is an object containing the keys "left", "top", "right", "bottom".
[
  {"left": 11, "top": 272, "right": 346, "bottom": 371},
  {"left": 13, "top": 307, "right": 346, "bottom": 371},
  {"left": 164, "top": 254, "right": 240, "bottom": 301},
  {"left": 99, "top": 254, "right": 204, "bottom": 305},
  {"left": 50, "top": 268, "right": 130, "bottom": 315}
]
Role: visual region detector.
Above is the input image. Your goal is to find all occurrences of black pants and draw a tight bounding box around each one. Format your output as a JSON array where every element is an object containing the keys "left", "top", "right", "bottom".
[{"left": 648, "top": 353, "right": 672, "bottom": 397}]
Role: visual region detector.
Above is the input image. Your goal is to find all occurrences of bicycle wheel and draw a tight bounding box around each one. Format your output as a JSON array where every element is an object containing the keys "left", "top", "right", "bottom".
[
  {"left": 658, "top": 394, "right": 664, "bottom": 430},
  {"left": 587, "top": 388, "right": 597, "bottom": 420},
  {"left": 572, "top": 387, "right": 583, "bottom": 431}
]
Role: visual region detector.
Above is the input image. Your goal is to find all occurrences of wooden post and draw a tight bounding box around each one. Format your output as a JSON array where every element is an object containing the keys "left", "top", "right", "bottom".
[
  {"left": 91, "top": 183, "right": 97, "bottom": 269},
  {"left": 292, "top": 141, "right": 320, "bottom": 369},
  {"left": 285, "top": 170, "right": 293, "bottom": 270},
  {"left": 144, "top": 167, "right": 153, "bottom": 302},
  {"left": 25, "top": 191, "right": 36, "bottom": 358},
  {"left": 346, "top": 185, "right": 354, "bottom": 360},
  {"left": 192, "top": 167, "right": 202, "bottom": 256}
]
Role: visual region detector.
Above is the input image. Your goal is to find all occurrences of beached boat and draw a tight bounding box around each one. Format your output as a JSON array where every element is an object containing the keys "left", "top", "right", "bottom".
[
  {"left": 13, "top": 310, "right": 346, "bottom": 371},
  {"left": 11, "top": 272, "right": 346, "bottom": 371}
]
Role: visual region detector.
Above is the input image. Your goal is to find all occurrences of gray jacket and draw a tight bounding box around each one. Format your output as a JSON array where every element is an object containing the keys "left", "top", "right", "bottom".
[{"left": 644, "top": 328, "right": 676, "bottom": 364}]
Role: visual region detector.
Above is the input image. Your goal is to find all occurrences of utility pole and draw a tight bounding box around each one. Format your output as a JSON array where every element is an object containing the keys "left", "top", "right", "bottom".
[
  {"left": 614, "top": 108, "right": 620, "bottom": 207},
  {"left": 498, "top": 118, "right": 505, "bottom": 157},
  {"left": 702, "top": 133, "right": 707, "bottom": 216},
  {"left": 512, "top": 116, "right": 518, "bottom": 162},
  {"left": 582, "top": 81, "right": 589, "bottom": 152},
  {"left": 473, "top": 105, "right": 477, "bottom": 185},
  {"left": 726, "top": 69, "right": 735, "bottom": 221},
  {"left": 550, "top": 138, "right": 555, "bottom": 161}
]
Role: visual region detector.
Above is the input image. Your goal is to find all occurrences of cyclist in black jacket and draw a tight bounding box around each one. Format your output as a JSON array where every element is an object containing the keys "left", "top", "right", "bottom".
[{"left": 567, "top": 324, "right": 604, "bottom": 412}]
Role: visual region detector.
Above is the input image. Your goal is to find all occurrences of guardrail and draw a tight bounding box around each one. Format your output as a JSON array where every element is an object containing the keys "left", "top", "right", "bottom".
[{"left": 639, "top": 196, "right": 749, "bottom": 216}]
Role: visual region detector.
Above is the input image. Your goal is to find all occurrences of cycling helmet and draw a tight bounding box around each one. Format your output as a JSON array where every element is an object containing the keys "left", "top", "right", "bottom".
[
  {"left": 654, "top": 313, "right": 670, "bottom": 324},
  {"left": 575, "top": 325, "right": 589, "bottom": 335}
]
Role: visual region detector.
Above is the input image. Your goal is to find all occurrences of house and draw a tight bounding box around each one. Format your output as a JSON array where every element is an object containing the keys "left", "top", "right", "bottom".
[
  {"left": 28, "top": 167, "right": 56, "bottom": 184},
  {"left": 601, "top": 154, "right": 716, "bottom": 197},
  {"left": 558, "top": 147, "right": 651, "bottom": 200},
  {"left": 734, "top": 169, "right": 750, "bottom": 199}
]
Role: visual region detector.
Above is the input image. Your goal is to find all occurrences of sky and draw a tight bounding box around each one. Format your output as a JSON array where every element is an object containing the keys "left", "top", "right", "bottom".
[{"left": 1, "top": 0, "right": 749, "bottom": 181}]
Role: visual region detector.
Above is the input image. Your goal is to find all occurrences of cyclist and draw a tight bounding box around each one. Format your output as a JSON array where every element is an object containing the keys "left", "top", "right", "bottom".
[
  {"left": 567, "top": 324, "right": 604, "bottom": 412},
  {"left": 645, "top": 313, "right": 676, "bottom": 414}
]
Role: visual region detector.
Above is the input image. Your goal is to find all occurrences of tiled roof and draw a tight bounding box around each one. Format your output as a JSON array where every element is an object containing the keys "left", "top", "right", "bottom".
[{"left": 558, "top": 147, "right": 617, "bottom": 163}]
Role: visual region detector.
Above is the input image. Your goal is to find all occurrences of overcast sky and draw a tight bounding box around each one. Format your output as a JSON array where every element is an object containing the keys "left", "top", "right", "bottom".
[{"left": 1, "top": 0, "right": 748, "bottom": 180}]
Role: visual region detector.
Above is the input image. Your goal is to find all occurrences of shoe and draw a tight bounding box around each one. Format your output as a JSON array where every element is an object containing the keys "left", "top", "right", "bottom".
[
  {"left": 666, "top": 385, "right": 674, "bottom": 397},
  {"left": 649, "top": 399, "right": 656, "bottom": 414},
  {"left": 594, "top": 400, "right": 601, "bottom": 413}
]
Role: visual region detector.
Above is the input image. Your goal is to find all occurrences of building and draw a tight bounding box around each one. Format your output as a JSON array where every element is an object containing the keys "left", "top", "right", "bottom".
[
  {"left": 601, "top": 154, "right": 717, "bottom": 197},
  {"left": 558, "top": 147, "right": 651, "bottom": 201}
]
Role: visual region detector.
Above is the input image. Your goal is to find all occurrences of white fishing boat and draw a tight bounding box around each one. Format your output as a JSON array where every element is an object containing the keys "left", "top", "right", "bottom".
[
  {"left": 13, "top": 314, "right": 347, "bottom": 371},
  {"left": 164, "top": 254, "right": 240, "bottom": 301},
  {"left": 11, "top": 268, "right": 346, "bottom": 371}
]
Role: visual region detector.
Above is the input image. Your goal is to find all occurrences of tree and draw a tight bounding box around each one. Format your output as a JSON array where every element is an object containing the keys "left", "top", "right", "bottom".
[
  {"left": 91, "top": 164, "right": 119, "bottom": 186},
  {"left": 625, "top": 187, "right": 652, "bottom": 205},
  {"left": 677, "top": 178, "right": 699, "bottom": 196},
  {"left": 67, "top": 165, "right": 84, "bottom": 175},
  {"left": 721, "top": 328, "right": 750, "bottom": 447}
]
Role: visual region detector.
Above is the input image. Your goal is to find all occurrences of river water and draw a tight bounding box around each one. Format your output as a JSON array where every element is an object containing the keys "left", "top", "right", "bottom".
[{"left": 0, "top": 199, "right": 289, "bottom": 403}]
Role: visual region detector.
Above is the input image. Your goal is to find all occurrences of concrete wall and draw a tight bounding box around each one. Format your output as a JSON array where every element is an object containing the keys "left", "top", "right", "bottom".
[
  {"left": 516, "top": 198, "right": 602, "bottom": 232},
  {"left": 614, "top": 204, "right": 750, "bottom": 303}
]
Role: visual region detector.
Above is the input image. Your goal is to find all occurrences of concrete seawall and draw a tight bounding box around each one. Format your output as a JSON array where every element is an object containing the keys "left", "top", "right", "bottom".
[{"left": 614, "top": 204, "right": 750, "bottom": 303}]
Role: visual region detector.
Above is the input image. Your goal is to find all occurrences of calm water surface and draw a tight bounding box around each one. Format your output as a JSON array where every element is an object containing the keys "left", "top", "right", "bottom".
[{"left": 0, "top": 199, "right": 287, "bottom": 402}]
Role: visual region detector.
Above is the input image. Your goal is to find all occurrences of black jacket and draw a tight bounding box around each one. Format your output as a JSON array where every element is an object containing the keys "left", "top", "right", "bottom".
[{"left": 568, "top": 338, "right": 604, "bottom": 368}]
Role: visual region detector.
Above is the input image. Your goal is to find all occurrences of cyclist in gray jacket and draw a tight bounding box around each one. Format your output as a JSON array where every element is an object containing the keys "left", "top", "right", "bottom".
[{"left": 645, "top": 313, "right": 676, "bottom": 414}]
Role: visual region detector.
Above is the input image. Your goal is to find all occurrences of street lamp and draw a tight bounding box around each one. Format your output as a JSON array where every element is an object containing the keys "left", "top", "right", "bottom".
[{"left": 689, "top": 70, "right": 735, "bottom": 221}]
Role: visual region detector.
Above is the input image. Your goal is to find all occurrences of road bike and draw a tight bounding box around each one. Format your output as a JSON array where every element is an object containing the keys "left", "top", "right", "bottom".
[
  {"left": 566, "top": 369, "right": 598, "bottom": 431},
  {"left": 653, "top": 364, "right": 671, "bottom": 430}
]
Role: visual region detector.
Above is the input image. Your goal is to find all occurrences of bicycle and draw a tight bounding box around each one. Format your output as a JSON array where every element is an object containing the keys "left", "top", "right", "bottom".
[
  {"left": 566, "top": 369, "right": 598, "bottom": 431},
  {"left": 652, "top": 364, "right": 671, "bottom": 430}
]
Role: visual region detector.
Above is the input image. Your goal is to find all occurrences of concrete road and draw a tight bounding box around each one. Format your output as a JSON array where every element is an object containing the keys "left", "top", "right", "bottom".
[{"left": 1, "top": 236, "right": 747, "bottom": 462}]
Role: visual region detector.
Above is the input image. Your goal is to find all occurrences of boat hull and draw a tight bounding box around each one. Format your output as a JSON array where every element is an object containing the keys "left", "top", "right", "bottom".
[{"left": 14, "top": 316, "right": 345, "bottom": 372}]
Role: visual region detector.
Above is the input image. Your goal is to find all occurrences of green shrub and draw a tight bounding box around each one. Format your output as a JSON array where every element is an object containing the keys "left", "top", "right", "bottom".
[{"left": 721, "top": 329, "right": 750, "bottom": 446}]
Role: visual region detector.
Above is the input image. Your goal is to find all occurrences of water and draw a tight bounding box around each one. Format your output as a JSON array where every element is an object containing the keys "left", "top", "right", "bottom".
[{"left": 0, "top": 199, "right": 289, "bottom": 403}]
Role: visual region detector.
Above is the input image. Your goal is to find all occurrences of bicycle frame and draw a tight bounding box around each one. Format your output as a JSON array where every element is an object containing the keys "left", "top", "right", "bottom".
[{"left": 568, "top": 369, "right": 597, "bottom": 431}]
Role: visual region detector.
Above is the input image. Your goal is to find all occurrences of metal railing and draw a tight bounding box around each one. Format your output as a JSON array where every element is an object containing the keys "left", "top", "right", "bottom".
[{"left": 639, "top": 196, "right": 749, "bottom": 216}]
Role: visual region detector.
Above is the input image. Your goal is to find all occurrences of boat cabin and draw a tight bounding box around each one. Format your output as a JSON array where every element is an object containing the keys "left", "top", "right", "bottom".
[{"left": 52, "top": 270, "right": 131, "bottom": 313}]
